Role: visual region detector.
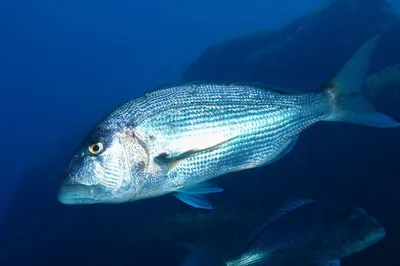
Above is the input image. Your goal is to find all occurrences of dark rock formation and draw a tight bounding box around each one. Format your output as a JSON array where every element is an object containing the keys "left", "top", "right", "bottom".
[{"left": 183, "top": 0, "right": 398, "bottom": 93}]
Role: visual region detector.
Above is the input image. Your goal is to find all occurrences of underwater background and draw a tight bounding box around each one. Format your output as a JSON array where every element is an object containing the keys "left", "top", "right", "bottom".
[{"left": 1, "top": 0, "right": 400, "bottom": 265}]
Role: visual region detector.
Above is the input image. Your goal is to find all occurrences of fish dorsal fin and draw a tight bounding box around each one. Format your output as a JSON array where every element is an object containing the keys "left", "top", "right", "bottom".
[
  {"left": 178, "top": 80, "right": 304, "bottom": 95},
  {"left": 229, "top": 82, "right": 305, "bottom": 95},
  {"left": 143, "top": 81, "right": 218, "bottom": 95},
  {"left": 148, "top": 80, "right": 304, "bottom": 96},
  {"left": 245, "top": 198, "right": 314, "bottom": 248},
  {"left": 265, "top": 198, "right": 315, "bottom": 225}
]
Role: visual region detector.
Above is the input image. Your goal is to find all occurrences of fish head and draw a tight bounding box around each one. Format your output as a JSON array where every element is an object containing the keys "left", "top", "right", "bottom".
[
  {"left": 58, "top": 122, "right": 148, "bottom": 205},
  {"left": 325, "top": 202, "right": 385, "bottom": 256}
]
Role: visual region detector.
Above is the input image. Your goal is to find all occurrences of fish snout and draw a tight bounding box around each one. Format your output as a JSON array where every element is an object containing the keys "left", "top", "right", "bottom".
[{"left": 57, "top": 180, "right": 99, "bottom": 205}]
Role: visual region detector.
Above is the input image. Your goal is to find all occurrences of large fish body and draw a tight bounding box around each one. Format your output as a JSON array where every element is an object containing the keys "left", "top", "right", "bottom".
[
  {"left": 58, "top": 36, "right": 399, "bottom": 208},
  {"left": 180, "top": 199, "right": 386, "bottom": 266}
]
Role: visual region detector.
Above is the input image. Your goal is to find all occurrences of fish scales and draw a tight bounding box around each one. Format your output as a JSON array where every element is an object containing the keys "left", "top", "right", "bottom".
[
  {"left": 120, "top": 84, "right": 330, "bottom": 190},
  {"left": 58, "top": 36, "right": 399, "bottom": 208},
  {"left": 132, "top": 84, "right": 328, "bottom": 147}
]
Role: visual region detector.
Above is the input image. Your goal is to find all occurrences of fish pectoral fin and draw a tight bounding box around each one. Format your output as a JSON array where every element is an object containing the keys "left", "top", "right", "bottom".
[
  {"left": 316, "top": 259, "right": 341, "bottom": 266},
  {"left": 154, "top": 150, "right": 198, "bottom": 170},
  {"left": 177, "top": 182, "right": 223, "bottom": 194},
  {"left": 173, "top": 182, "right": 223, "bottom": 209},
  {"left": 154, "top": 135, "right": 239, "bottom": 171},
  {"left": 174, "top": 193, "right": 213, "bottom": 209}
]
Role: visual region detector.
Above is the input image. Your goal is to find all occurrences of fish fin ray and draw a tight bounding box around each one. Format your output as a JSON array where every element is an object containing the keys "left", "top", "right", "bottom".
[
  {"left": 229, "top": 82, "right": 305, "bottom": 95},
  {"left": 265, "top": 197, "right": 315, "bottom": 224},
  {"left": 177, "top": 182, "right": 223, "bottom": 194},
  {"left": 266, "top": 136, "right": 299, "bottom": 165},
  {"left": 226, "top": 250, "right": 271, "bottom": 266},
  {"left": 320, "top": 35, "right": 399, "bottom": 128},
  {"left": 245, "top": 198, "right": 314, "bottom": 248},
  {"left": 174, "top": 182, "right": 223, "bottom": 209},
  {"left": 144, "top": 81, "right": 305, "bottom": 102},
  {"left": 174, "top": 192, "right": 213, "bottom": 209}
]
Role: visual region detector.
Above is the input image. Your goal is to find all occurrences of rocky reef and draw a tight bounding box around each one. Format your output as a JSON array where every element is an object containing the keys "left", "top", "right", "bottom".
[{"left": 183, "top": 0, "right": 399, "bottom": 95}]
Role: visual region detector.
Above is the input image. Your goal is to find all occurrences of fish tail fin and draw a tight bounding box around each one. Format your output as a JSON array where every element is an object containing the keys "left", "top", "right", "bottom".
[
  {"left": 321, "top": 35, "right": 399, "bottom": 128},
  {"left": 180, "top": 243, "right": 223, "bottom": 266}
]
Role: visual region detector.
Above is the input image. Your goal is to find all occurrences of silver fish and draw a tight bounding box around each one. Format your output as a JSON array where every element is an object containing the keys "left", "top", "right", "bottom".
[
  {"left": 180, "top": 198, "right": 386, "bottom": 266},
  {"left": 58, "top": 36, "right": 399, "bottom": 208}
]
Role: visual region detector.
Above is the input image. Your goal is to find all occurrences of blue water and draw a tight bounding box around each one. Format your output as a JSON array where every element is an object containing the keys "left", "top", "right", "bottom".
[{"left": 1, "top": 0, "right": 400, "bottom": 265}]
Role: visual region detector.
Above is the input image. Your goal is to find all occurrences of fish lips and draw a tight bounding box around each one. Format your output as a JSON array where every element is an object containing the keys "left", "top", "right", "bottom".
[
  {"left": 365, "top": 226, "right": 386, "bottom": 246},
  {"left": 57, "top": 181, "right": 100, "bottom": 205}
]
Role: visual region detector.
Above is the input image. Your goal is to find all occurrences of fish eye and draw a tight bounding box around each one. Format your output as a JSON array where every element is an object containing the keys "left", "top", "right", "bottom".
[{"left": 88, "top": 142, "right": 104, "bottom": 155}]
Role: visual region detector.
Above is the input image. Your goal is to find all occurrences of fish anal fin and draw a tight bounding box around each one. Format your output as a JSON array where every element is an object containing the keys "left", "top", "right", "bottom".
[{"left": 267, "top": 136, "right": 299, "bottom": 165}]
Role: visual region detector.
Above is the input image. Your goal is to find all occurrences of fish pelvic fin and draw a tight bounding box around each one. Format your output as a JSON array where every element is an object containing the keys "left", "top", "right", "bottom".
[
  {"left": 321, "top": 35, "right": 399, "bottom": 128},
  {"left": 174, "top": 182, "right": 223, "bottom": 209}
]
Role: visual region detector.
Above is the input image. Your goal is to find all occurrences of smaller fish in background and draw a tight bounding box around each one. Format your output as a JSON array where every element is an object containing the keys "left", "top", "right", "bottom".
[{"left": 181, "top": 198, "right": 386, "bottom": 266}]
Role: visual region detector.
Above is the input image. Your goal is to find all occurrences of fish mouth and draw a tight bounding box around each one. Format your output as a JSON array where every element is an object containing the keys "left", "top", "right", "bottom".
[
  {"left": 359, "top": 226, "right": 386, "bottom": 250},
  {"left": 57, "top": 182, "right": 98, "bottom": 205},
  {"left": 366, "top": 227, "right": 386, "bottom": 245}
]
